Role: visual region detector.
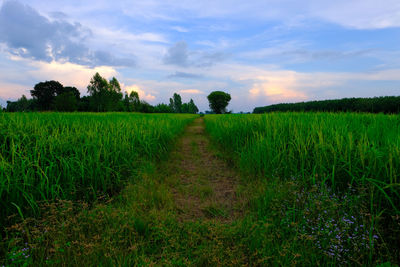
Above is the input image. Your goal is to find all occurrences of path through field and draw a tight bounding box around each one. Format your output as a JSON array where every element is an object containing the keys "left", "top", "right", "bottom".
[
  {"left": 5, "top": 116, "right": 252, "bottom": 265},
  {"left": 165, "top": 117, "right": 242, "bottom": 221}
]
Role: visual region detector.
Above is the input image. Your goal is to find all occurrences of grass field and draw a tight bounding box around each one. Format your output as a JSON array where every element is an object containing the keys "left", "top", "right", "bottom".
[
  {"left": 205, "top": 112, "right": 400, "bottom": 264},
  {"left": 0, "top": 113, "right": 196, "bottom": 229},
  {"left": 1, "top": 112, "right": 399, "bottom": 265}
]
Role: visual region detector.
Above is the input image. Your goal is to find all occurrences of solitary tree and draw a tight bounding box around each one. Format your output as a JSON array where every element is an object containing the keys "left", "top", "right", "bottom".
[{"left": 207, "top": 91, "right": 231, "bottom": 114}]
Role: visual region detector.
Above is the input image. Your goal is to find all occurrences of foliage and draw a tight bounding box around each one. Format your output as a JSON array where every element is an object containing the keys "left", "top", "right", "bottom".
[
  {"left": 169, "top": 93, "right": 183, "bottom": 113},
  {"left": 8, "top": 76, "right": 200, "bottom": 114},
  {"left": 61, "top": 86, "right": 80, "bottom": 100},
  {"left": 207, "top": 91, "right": 231, "bottom": 114},
  {"left": 154, "top": 103, "right": 174, "bottom": 113},
  {"left": 6, "top": 95, "right": 37, "bottom": 112},
  {"left": 253, "top": 96, "right": 400, "bottom": 114},
  {"left": 87, "top": 73, "right": 123, "bottom": 112},
  {"left": 181, "top": 99, "right": 199, "bottom": 114},
  {"left": 30, "top": 80, "right": 63, "bottom": 110},
  {"left": 53, "top": 92, "right": 78, "bottom": 111},
  {"left": 123, "top": 91, "right": 141, "bottom": 112}
]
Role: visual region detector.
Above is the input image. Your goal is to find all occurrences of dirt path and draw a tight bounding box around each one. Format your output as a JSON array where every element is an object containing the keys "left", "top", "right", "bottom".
[{"left": 163, "top": 117, "right": 242, "bottom": 221}]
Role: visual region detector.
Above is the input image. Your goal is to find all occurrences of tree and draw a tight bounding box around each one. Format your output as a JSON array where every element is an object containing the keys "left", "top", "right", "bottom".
[
  {"left": 181, "top": 103, "right": 189, "bottom": 113},
  {"left": 30, "top": 80, "right": 63, "bottom": 110},
  {"left": 171, "top": 93, "right": 182, "bottom": 113},
  {"left": 78, "top": 96, "right": 91, "bottom": 111},
  {"left": 138, "top": 101, "right": 154, "bottom": 113},
  {"left": 53, "top": 91, "right": 78, "bottom": 111},
  {"left": 169, "top": 97, "right": 174, "bottom": 111},
  {"left": 61, "top": 86, "right": 80, "bottom": 100},
  {"left": 123, "top": 90, "right": 140, "bottom": 111},
  {"left": 188, "top": 99, "right": 199, "bottom": 114},
  {"left": 87, "top": 73, "right": 123, "bottom": 112},
  {"left": 6, "top": 95, "right": 36, "bottom": 112},
  {"left": 87, "top": 73, "right": 109, "bottom": 112},
  {"left": 107, "top": 77, "right": 123, "bottom": 111},
  {"left": 207, "top": 91, "right": 231, "bottom": 114},
  {"left": 154, "top": 103, "right": 173, "bottom": 113}
]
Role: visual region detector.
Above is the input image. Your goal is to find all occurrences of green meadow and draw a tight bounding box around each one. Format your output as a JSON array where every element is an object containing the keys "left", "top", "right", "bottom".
[
  {"left": 0, "top": 113, "right": 196, "bottom": 226},
  {"left": 1, "top": 112, "right": 399, "bottom": 265}
]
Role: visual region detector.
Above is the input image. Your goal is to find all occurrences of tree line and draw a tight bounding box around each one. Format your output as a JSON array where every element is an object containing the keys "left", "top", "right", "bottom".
[
  {"left": 5, "top": 73, "right": 199, "bottom": 114},
  {"left": 253, "top": 96, "right": 400, "bottom": 114}
]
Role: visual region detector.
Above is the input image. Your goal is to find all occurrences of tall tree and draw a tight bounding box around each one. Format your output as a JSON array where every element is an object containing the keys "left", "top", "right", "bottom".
[
  {"left": 169, "top": 97, "right": 174, "bottom": 111},
  {"left": 188, "top": 99, "right": 199, "bottom": 114},
  {"left": 123, "top": 90, "right": 140, "bottom": 111},
  {"left": 207, "top": 91, "right": 231, "bottom": 114},
  {"left": 87, "top": 73, "right": 123, "bottom": 111},
  {"left": 87, "top": 72, "right": 109, "bottom": 112},
  {"left": 30, "top": 80, "right": 63, "bottom": 110},
  {"left": 107, "top": 77, "right": 123, "bottom": 111},
  {"left": 172, "top": 93, "right": 182, "bottom": 113}
]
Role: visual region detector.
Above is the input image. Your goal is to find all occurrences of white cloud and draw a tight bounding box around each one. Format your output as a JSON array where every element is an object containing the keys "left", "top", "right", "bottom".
[
  {"left": 179, "top": 89, "right": 204, "bottom": 94},
  {"left": 28, "top": 60, "right": 117, "bottom": 90},
  {"left": 119, "top": 0, "right": 400, "bottom": 29},
  {"left": 13, "top": 0, "right": 400, "bottom": 31},
  {"left": 310, "top": 0, "right": 400, "bottom": 29},
  {"left": 171, "top": 26, "right": 188, "bottom": 32},
  {"left": 123, "top": 84, "right": 156, "bottom": 102}
]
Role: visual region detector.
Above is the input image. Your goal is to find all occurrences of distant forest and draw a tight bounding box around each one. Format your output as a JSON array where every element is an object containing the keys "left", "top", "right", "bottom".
[
  {"left": 253, "top": 96, "right": 400, "bottom": 114},
  {"left": 4, "top": 73, "right": 199, "bottom": 114}
]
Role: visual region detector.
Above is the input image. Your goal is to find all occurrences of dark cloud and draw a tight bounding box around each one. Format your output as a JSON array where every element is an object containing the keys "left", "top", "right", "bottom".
[
  {"left": 195, "top": 51, "right": 227, "bottom": 67},
  {"left": 0, "top": 1, "right": 135, "bottom": 67},
  {"left": 167, "top": 71, "right": 204, "bottom": 79},
  {"left": 163, "top": 41, "right": 189, "bottom": 66},
  {"left": 163, "top": 41, "right": 227, "bottom": 67}
]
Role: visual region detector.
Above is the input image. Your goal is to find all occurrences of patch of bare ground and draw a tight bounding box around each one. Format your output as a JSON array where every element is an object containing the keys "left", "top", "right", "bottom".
[{"left": 163, "top": 117, "right": 242, "bottom": 222}]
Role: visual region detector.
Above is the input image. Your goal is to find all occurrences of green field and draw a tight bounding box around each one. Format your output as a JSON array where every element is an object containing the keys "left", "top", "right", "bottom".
[
  {"left": 205, "top": 113, "right": 400, "bottom": 264},
  {"left": 0, "top": 113, "right": 196, "bottom": 227},
  {"left": 1, "top": 112, "right": 399, "bottom": 265}
]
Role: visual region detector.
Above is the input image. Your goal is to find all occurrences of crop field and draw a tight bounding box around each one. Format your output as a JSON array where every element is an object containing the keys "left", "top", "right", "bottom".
[
  {"left": 205, "top": 112, "right": 400, "bottom": 264},
  {"left": 1, "top": 112, "right": 399, "bottom": 265},
  {"left": 0, "top": 113, "right": 197, "bottom": 229}
]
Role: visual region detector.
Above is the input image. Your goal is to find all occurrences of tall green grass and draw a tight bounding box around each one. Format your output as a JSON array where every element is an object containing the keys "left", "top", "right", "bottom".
[
  {"left": 206, "top": 113, "right": 399, "bottom": 192},
  {"left": 205, "top": 112, "right": 400, "bottom": 260},
  {"left": 0, "top": 112, "right": 196, "bottom": 228}
]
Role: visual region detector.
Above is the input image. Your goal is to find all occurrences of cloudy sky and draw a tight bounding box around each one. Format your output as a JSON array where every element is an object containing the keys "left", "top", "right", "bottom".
[{"left": 0, "top": 0, "right": 399, "bottom": 111}]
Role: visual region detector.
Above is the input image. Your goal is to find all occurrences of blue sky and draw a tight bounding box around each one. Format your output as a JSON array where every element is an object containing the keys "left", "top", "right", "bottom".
[{"left": 0, "top": 0, "right": 399, "bottom": 111}]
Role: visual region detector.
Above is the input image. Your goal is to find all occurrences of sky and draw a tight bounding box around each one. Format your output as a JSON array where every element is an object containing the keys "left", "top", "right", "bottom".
[{"left": 0, "top": 0, "right": 400, "bottom": 112}]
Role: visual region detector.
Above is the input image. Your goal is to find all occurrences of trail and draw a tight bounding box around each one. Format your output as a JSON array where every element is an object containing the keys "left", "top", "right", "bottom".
[
  {"left": 5, "top": 117, "right": 249, "bottom": 265},
  {"left": 163, "top": 117, "right": 242, "bottom": 221}
]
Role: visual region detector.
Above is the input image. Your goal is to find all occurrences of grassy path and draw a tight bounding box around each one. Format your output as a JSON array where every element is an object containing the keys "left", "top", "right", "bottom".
[
  {"left": 4, "top": 115, "right": 393, "bottom": 265},
  {"left": 5, "top": 117, "right": 251, "bottom": 266},
  {"left": 166, "top": 117, "right": 242, "bottom": 221}
]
